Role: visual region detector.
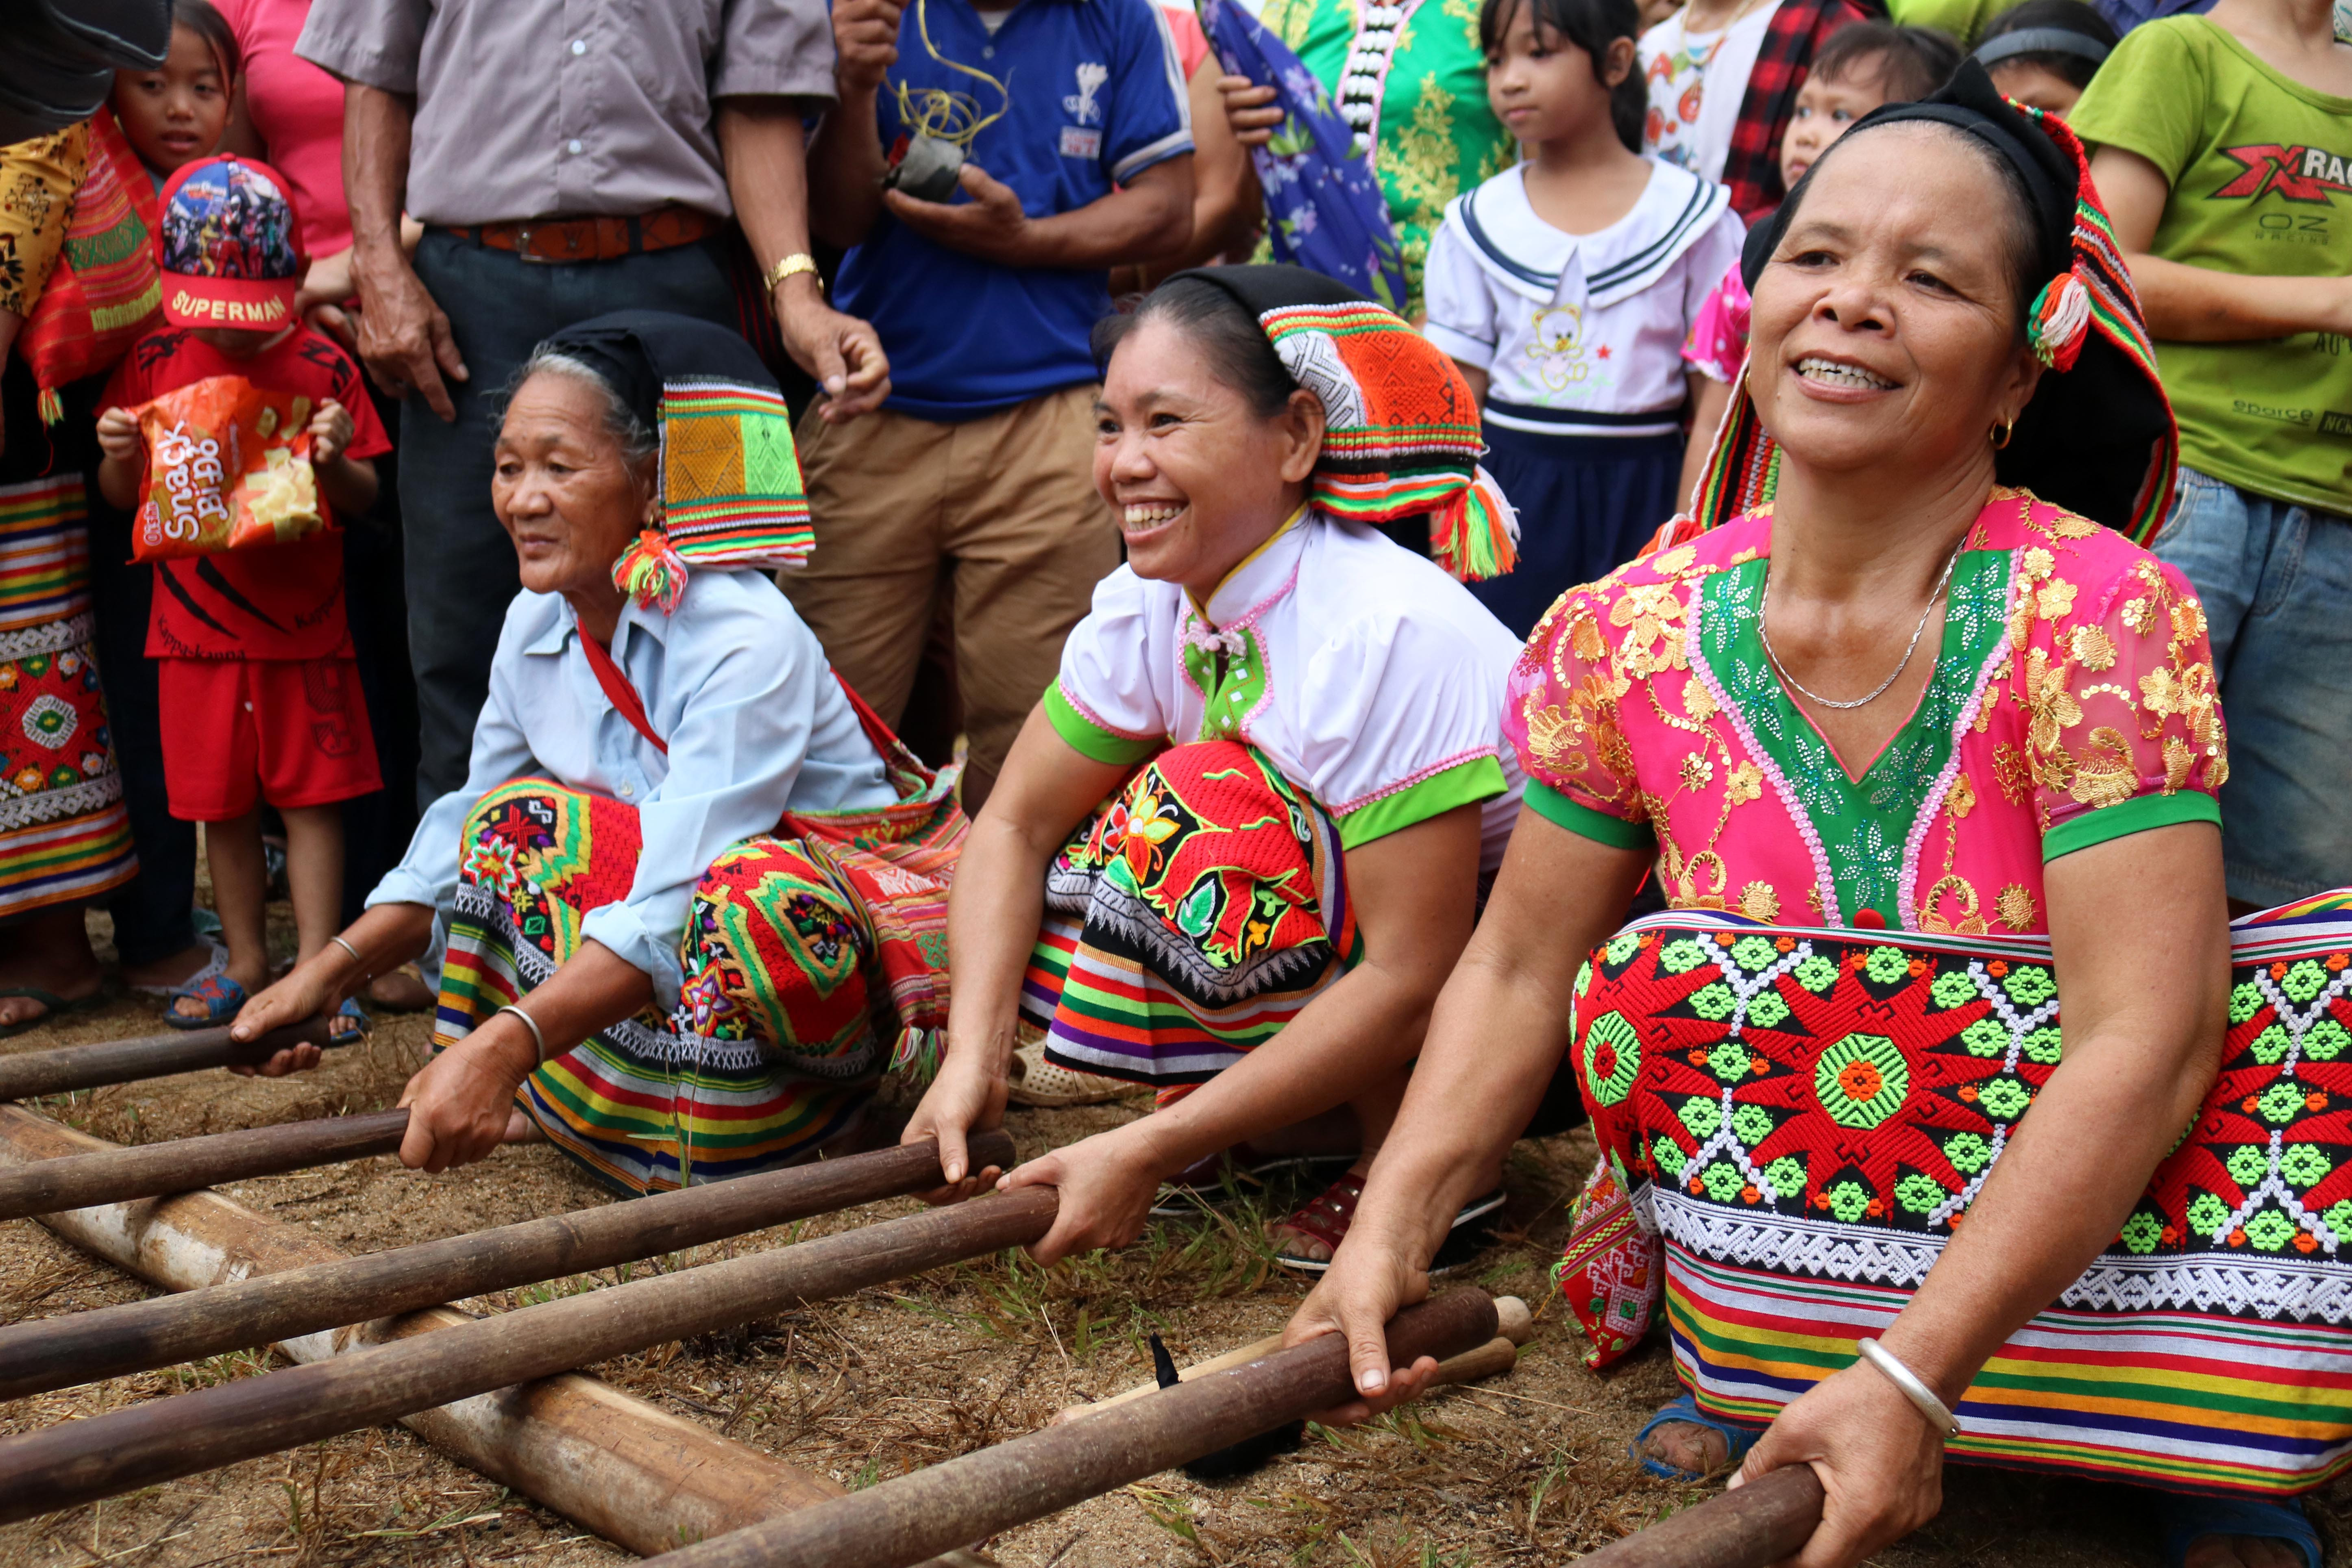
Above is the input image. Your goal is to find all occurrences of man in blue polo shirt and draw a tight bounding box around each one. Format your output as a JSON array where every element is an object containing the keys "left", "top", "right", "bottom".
[{"left": 800, "top": 0, "right": 1193, "bottom": 809}]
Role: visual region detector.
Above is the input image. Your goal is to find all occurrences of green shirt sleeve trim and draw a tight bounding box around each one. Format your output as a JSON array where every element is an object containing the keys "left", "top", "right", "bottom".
[
  {"left": 2043, "top": 790, "right": 2221, "bottom": 863},
  {"left": 1042, "top": 679, "right": 1163, "bottom": 767},
  {"left": 1522, "top": 780, "right": 1658, "bottom": 851},
  {"left": 1335, "top": 756, "right": 1508, "bottom": 850}
]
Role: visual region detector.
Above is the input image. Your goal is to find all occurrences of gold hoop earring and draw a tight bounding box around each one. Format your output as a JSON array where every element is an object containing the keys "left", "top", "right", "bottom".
[{"left": 1990, "top": 419, "right": 2015, "bottom": 450}]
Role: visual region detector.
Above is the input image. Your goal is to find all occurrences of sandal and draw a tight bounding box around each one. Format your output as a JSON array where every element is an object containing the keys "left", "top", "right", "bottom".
[
  {"left": 1270, "top": 1177, "right": 1505, "bottom": 1275},
  {"left": 127, "top": 938, "right": 228, "bottom": 1000},
  {"left": 1631, "top": 1392, "right": 1762, "bottom": 1481},
  {"left": 2156, "top": 1492, "right": 2321, "bottom": 1568},
  {"left": 329, "top": 997, "right": 370, "bottom": 1046},
  {"left": 1005, "top": 1025, "right": 1138, "bottom": 1108},
  {"left": 165, "top": 971, "right": 249, "bottom": 1030},
  {"left": 1148, "top": 1142, "right": 1355, "bottom": 1217},
  {"left": 0, "top": 985, "right": 110, "bottom": 1040}
]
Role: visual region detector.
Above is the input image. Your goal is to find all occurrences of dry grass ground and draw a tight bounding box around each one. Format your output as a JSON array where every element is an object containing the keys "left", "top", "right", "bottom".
[{"left": 2, "top": 906, "right": 2348, "bottom": 1568}]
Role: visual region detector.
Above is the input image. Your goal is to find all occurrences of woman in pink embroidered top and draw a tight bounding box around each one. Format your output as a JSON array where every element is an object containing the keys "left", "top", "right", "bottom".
[{"left": 1284, "top": 65, "right": 2340, "bottom": 1568}]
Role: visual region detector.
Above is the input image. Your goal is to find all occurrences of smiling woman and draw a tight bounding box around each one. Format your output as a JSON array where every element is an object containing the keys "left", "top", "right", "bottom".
[
  {"left": 221, "top": 310, "right": 967, "bottom": 1195},
  {"left": 1294, "top": 63, "right": 2352, "bottom": 1568},
  {"left": 902, "top": 264, "right": 1534, "bottom": 1274}
]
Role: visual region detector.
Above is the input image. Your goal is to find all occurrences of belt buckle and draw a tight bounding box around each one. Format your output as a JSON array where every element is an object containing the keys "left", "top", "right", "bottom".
[{"left": 514, "top": 225, "right": 534, "bottom": 260}]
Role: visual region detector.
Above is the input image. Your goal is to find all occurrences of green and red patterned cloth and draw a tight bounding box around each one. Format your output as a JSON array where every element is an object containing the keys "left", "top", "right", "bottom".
[
  {"left": 1022, "top": 739, "right": 1359, "bottom": 1103},
  {"left": 1555, "top": 900, "right": 2352, "bottom": 1495},
  {"left": 433, "top": 688, "right": 961, "bottom": 1194}
]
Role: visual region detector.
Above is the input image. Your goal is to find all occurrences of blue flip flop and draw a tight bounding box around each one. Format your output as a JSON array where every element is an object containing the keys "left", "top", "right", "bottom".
[
  {"left": 1631, "top": 1392, "right": 1762, "bottom": 1481},
  {"left": 2156, "top": 1491, "right": 2321, "bottom": 1568},
  {"left": 165, "top": 970, "right": 249, "bottom": 1030},
  {"left": 329, "top": 997, "right": 369, "bottom": 1046}
]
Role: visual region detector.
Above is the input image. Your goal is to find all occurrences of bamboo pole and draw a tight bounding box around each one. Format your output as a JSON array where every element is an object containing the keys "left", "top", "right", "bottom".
[
  {"left": 0, "top": 1183, "right": 1060, "bottom": 1522},
  {"left": 1054, "top": 1294, "right": 1534, "bottom": 1422},
  {"left": 0, "top": 1103, "right": 991, "bottom": 1566},
  {"left": 0, "top": 1015, "right": 341, "bottom": 1101},
  {"left": 652, "top": 1289, "right": 1503, "bottom": 1568},
  {"left": 1577, "top": 1466, "right": 1826, "bottom": 1567},
  {"left": 0, "top": 1128, "right": 1016, "bottom": 1400},
  {"left": 0, "top": 1106, "right": 410, "bottom": 1222}
]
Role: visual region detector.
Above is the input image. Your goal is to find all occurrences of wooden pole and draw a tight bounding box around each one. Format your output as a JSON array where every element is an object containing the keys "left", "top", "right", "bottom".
[
  {"left": 0, "top": 1129, "right": 1016, "bottom": 1400},
  {"left": 1577, "top": 1466, "right": 1826, "bottom": 1568},
  {"left": 652, "top": 1289, "right": 1503, "bottom": 1568},
  {"left": 0, "top": 1106, "right": 410, "bottom": 1222},
  {"left": 0, "top": 1103, "right": 993, "bottom": 1568},
  {"left": 0, "top": 1183, "right": 1060, "bottom": 1523},
  {"left": 0, "top": 1015, "right": 342, "bottom": 1101}
]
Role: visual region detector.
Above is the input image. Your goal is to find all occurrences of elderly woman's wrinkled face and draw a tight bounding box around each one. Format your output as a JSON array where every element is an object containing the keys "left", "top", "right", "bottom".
[
  {"left": 1094, "top": 316, "right": 1324, "bottom": 601},
  {"left": 1748, "top": 125, "right": 2042, "bottom": 481},
  {"left": 493, "top": 372, "right": 658, "bottom": 602}
]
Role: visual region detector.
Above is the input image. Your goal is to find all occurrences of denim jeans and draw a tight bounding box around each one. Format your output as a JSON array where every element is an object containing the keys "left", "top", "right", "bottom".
[
  {"left": 399, "top": 232, "right": 738, "bottom": 809},
  {"left": 2152, "top": 468, "right": 2352, "bottom": 905}
]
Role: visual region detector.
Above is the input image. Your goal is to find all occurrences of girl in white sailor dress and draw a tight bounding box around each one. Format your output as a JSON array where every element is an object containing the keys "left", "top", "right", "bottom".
[{"left": 1424, "top": 0, "right": 1746, "bottom": 634}]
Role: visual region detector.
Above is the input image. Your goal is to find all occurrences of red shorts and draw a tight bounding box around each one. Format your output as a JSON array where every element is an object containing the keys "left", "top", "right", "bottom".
[{"left": 158, "top": 658, "right": 382, "bottom": 822}]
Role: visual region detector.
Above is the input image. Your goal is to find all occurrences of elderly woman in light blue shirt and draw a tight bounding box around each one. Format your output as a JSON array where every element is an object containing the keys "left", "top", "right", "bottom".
[{"left": 231, "top": 311, "right": 963, "bottom": 1192}]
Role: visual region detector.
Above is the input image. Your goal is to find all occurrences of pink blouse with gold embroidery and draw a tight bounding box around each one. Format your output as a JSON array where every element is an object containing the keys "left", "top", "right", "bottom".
[{"left": 1502, "top": 490, "right": 2228, "bottom": 935}]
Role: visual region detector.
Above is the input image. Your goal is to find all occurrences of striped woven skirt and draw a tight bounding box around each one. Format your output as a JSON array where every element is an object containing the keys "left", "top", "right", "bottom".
[
  {"left": 439, "top": 779, "right": 896, "bottom": 1193},
  {"left": 0, "top": 475, "right": 135, "bottom": 918},
  {"left": 1024, "top": 740, "right": 1358, "bottom": 1100},
  {"left": 1552, "top": 903, "right": 2352, "bottom": 1496}
]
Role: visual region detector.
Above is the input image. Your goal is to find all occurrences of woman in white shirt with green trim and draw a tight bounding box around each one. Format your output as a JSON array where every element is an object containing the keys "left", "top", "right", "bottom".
[{"left": 904, "top": 265, "right": 1531, "bottom": 1271}]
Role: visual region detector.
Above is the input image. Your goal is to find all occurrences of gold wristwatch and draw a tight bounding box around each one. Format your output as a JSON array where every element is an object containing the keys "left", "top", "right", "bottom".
[{"left": 763, "top": 252, "right": 822, "bottom": 294}]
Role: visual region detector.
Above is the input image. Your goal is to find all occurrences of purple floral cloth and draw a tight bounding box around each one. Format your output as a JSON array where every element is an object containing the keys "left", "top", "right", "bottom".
[{"left": 1201, "top": 0, "right": 1406, "bottom": 311}]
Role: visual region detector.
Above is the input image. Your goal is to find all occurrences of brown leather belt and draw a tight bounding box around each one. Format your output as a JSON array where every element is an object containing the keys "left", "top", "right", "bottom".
[{"left": 443, "top": 207, "right": 723, "bottom": 264}]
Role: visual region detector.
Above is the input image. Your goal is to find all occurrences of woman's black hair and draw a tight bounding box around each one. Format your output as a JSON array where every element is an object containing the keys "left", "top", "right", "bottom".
[
  {"left": 1475, "top": 0, "right": 1646, "bottom": 154},
  {"left": 170, "top": 0, "right": 240, "bottom": 84},
  {"left": 1975, "top": 0, "right": 2117, "bottom": 89},
  {"left": 1090, "top": 277, "right": 1298, "bottom": 417},
  {"left": 1808, "top": 22, "right": 1963, "bottom": 102}
]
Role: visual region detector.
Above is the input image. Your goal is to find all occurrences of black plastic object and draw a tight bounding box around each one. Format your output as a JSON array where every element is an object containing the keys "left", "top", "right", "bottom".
[
  {"left": 1149, "top": 1332, "right": 1307, "bottom": 1480},
  {"left": 882, "top": 135, "right": 965, "bottom": 204}
]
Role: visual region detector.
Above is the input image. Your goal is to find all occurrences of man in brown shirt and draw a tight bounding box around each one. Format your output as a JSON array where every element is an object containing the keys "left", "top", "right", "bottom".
[{"left": 298, "top": 0, "right": 891, "bottom": 805}]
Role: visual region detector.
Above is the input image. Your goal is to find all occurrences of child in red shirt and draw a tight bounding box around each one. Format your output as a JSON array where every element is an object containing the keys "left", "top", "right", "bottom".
[{"left": 94, "top": 156, "right": 388, "bottom": 1034}]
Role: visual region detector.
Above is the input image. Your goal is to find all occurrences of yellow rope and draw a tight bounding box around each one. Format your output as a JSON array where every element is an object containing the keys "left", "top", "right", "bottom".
[{"left": 890, "top": 0, "right": 1012, "bottom": 149}]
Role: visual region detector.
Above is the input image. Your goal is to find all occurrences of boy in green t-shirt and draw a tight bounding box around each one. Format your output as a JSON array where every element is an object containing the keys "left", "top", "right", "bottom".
[{"left": 2071, "top": 0, "right": 2352, "bottom": 915}]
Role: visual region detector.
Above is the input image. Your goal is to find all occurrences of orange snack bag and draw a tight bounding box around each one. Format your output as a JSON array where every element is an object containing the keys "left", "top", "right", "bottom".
[{"left": 130, "top": 375, "right": 329, "bottom": 562}]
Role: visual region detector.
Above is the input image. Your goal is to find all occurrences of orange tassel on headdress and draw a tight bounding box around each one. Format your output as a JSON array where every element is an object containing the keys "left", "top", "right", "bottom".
[
  {"left": 1429, "top": 466, "right": 1521, "bottom": 583},
  {"left": 612, "top": 528, "right": 689, "bottom": 613}
]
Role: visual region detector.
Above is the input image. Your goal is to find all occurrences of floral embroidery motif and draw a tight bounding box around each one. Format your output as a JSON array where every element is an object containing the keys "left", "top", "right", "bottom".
[{"left": 1501, "top": 491, "right": 2230, "bottom": 937}]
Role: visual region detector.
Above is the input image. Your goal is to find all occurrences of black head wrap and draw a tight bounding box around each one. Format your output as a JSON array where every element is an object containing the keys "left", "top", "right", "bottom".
[
  {"left": 540, "top": 309, "right": 780, "bottom": 432},
  {"left": 1715, "top": 60, "right": 2176, "bottom": 539}
]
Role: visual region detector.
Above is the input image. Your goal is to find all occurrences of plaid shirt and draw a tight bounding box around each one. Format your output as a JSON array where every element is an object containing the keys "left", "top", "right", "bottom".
[{"left": 1718, "top": 0, "right": 1877, "bottom": 222}]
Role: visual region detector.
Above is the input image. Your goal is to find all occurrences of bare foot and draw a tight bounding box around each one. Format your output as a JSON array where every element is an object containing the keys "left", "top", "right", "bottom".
[
  {"left": 2183, "top": 1535, "right": 2308, "bottom": 1568},
  {"left": 501, "top": 1110, "right": 544, "bottom": 1144},
  {"left": 1638, "top": 1418, "right": 1731, "bottom": 1477},
  {"left": 366, "top": 967, "right": 435, "bottom": 1012},
  {"left": 1265, "top": 1159, "right": 1372, "bottom": 1264},
  {"left": 0, "top": 909, "right": 104, "bottom": 1030}
]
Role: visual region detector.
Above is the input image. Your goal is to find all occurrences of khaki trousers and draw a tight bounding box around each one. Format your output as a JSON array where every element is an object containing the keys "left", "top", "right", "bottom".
[{"left": 786, "top": 385, "right": 1120, "bottom": 804}]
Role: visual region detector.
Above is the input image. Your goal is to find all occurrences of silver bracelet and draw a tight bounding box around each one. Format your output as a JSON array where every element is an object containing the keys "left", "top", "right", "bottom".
[
  {"left": 496, "top": 1003, "right": 549, "bottom": 1063},
  {"left": 329, "top": 934, "right": 368, "bottom": 977},
  {"left": 1855, "top": 1338, "right": 1960, "bottom": 1438}
]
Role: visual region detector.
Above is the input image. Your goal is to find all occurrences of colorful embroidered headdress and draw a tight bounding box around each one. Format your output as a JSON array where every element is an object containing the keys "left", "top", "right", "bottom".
[
  {"left": 1685, "top": 60, "right": 2178, "bottom": 546},
  {"left": 538, "top": 310, "right": 813, "bottom": 612},
  {"left": 1165, "top": 264, "right": 1520, "bottom": 582}
]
